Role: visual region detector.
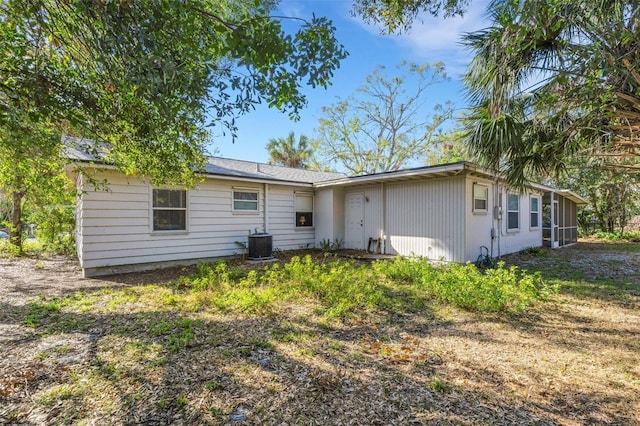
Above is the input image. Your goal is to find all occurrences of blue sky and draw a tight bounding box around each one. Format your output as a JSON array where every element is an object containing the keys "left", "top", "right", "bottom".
[{"left": 211, "top": 0, "right": 490, "bottom": 163}]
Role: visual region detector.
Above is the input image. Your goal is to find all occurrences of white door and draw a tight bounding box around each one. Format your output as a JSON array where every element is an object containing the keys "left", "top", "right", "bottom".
[{"left": 345, "top": 193, "right": 365, "bottom": 249}]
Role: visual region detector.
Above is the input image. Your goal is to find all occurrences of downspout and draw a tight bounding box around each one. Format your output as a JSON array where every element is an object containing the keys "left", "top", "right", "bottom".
[
  {"left": 381, "top": 182, "right": 386, "bottom": 254},
  {"left": 550, "top": 191, "right": 556, "bottom": 248},
  {"left": 264, "top": 183, "right": 269, "bottom": 233},
  {"left": 493, "top": 178, "right": 502, "bottom": 259}
]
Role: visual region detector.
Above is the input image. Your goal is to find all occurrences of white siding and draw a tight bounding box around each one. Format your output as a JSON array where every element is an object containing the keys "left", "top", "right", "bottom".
[
  {"left": 464, "top": 176, "right": 543, "bottom": 261},
  {"left": 385, "top": 176, "right": 466, "bottom": 262},
  {"left": 77, "top": 169, "right": 312, "bottom": 275},
  {"left": 267, "top": 186, "right": 315, "bottom": 251},
  {"left": 464, "top": 177, "right": 496, "bottom": 262},
  {"left": 314, "top": 187, "right": 345, "bottom": 247}
]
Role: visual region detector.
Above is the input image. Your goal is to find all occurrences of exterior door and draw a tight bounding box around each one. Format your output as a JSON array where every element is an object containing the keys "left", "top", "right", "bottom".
[{"left": 345, "top": 193, "right": 365, "bottom": 249}]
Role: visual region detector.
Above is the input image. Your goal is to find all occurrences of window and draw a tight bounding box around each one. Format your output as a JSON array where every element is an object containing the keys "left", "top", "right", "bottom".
[
  {"left": 507, "top": 193, "right": 519, "bottom": 231},
  {"left": 152, "top": 188, "right": 187, "bottom": 231},
  {"left": 473, "top": 184, "right": 488, "bottom": 212},
  {"left": 295, "top": 194, "right": 313, "bottom": 227},
  {"left": 530, "top": 196, "right": 540, "bottom": 229},
  {"left": 233, "top": 190, "right": 259, "bottom": 211}
]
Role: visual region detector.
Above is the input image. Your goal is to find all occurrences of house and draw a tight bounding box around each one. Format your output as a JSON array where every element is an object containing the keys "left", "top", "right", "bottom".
[{"left": 64, "top": 137, "right": 585, "bottom": 277}]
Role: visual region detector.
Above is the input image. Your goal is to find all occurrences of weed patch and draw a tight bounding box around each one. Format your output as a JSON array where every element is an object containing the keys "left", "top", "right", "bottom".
[{"left": 177, "top": 255, "right": 552, "bottom": 317}]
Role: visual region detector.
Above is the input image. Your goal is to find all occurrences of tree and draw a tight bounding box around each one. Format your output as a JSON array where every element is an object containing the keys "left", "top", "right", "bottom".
[
  {"left": 555, "top": 157, "right": 640, "bottom": 234},
  {"left": 352, "top": 0, "right": 470, "bottom": 33},
  {"left": 426, "top": 119, "right": 472, "bottom": 165},
  {"left": 266, "top": 132, "right": 312, "bottom": 168},
  {"left": 0, "top": 117, "right": 62, "bottom": 250},
  {"left": 1, "top": 1, "right": 346, "bottom": 180},
  {"left": 0, "top": 0, "right": 347, "bottom": 249},
  {"left": 312, "top": 62, "right": 453, "bottom": 175},
  {"left": 462, "top": 0, "right": 640, "bottom": 187}
]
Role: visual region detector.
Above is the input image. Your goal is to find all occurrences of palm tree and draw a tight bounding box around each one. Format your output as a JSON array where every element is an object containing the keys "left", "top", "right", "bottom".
[
  {"left": 266, "top": 132, "right": 312, "bottom": 169},
  {"left": 463, "top": 0, "right": 640, "bottom": 187}
]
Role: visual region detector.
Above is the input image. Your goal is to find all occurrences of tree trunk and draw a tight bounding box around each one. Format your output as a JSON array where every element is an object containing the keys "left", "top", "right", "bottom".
[{"left": 10, "top": 189, "right": 24, "bottom": 252}]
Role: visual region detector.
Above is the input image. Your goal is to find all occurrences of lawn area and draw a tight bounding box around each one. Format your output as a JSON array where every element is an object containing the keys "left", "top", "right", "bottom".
[{"left": 0, "top": 240, "right": 639, "bottom": 425}]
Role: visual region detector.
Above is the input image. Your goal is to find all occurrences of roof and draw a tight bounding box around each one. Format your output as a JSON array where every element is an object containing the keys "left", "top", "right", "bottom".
[
  {"left": 63, "top": 136, "right": 344, "bottom": 185},
  {"left": 63, "top": 136, "right": 586, "bottom": 202},
  {"left": 203, "top": 157, "right": 344, "bottom": 184}
]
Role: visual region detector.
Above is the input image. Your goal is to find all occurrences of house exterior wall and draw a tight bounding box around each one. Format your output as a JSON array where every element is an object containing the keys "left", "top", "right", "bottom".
[
  {"left": 266, "top": 185, "right": 315, "bottom": 251},
  {"left": 464, "top": 176, "right": 496, "bottom": 262},
  {"left": 77, "top": 169, "right": 313, "bottom": 276},
  {"left": 314, "top": 187, "right": 345, "bottom": 247},
  {"left": 384, "top": 176, "right": 467, "bottom": 262},
  {"left": 494, "top": 189, "right": 543, "bottom": 256}
]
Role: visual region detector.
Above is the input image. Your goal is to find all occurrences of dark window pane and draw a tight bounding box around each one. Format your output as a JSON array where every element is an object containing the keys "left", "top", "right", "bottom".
[
  {"left": 296, "top": 212, "right": 313, "bottom": 227},
  {"left": 508, "top": 212, "right": 519, "bottom": 230},
  {"left": 153, "top": 210, "right": 186, "bottom": 231},
  {"left": 474, "top": 199, "right": 487, "bottom": 211},
  {"left": 233, "top": 191, "right": 258, "bottom": 201},
  {"left": 531, "top": 213, "right": 539, "bottom": 228},
  {"left": 153, "top": 189, "right": 185, "bottom": 208}
]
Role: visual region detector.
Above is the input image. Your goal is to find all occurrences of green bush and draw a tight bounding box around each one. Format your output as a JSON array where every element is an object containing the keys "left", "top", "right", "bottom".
[
  {"left": 179, "top": 254, "right": 554, "bottom": 318},
  {"left": 593, "top": 230, "right": 640, "bottom": 242}
]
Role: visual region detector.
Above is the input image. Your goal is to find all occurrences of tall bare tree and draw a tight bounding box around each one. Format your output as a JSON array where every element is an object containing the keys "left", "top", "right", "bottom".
[{"left": 312, "top": 62, "right": 453, "bottom": 175}]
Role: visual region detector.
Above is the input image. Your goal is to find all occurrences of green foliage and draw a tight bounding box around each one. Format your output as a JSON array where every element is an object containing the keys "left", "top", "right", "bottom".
[
  {"left": 266, "top": 132, "right": 312, "bottom": 168},
  {"left": 593, "top": 230, "right": 640, "bottom": 243},
  {"left": 311, "top": 62, "right": 453, "bottom": 174},
  {"left": 0, "top": 0, "right": 347, "bottom": 251},
  {"left": 373, "top": 256, "right": 554, "bottom": 313},
  {"left": 463, "top": 0, "right": 640, "bottom": 188},
  {"left": 352, "top": 0, "right": 469, "bottom": 34},
  {"left": 180, "top": 254, "right": 552, "bottom": 317},
  {"left": 318, "top": 238, "right": 344, "bottom": 252}
]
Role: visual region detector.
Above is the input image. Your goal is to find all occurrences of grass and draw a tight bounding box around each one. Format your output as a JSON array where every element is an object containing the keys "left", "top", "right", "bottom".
[{"left": 1, "top": 243, "right": 638, "bottom": 425}]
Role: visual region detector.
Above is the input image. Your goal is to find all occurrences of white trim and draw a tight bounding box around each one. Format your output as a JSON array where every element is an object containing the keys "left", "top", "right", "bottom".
[
  {"left": 295, "top": 193, "right": 314, "bottom": 228},
  {"left": 472, "top": 183, "right": 489, "bottom": 213},
  {"left": 232, "top": 188, "right": 260, "bottom": 213},
  {"left": 150, "top": 186, "right": 189, "bottom": 233},
  {"left": 506, "top": 192, "right": 520, "bottom": 232},
  {"left": 530, "top": 194, "right": 541, "bottom": 229}
]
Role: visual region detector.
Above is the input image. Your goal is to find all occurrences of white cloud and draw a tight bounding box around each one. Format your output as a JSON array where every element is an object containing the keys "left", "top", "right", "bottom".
[{"left": 352, "top": 1, "right": 490, "bottom": 77}]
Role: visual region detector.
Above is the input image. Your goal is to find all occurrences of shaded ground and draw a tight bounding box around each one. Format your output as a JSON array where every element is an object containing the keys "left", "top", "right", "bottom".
[{"left": 1, "top": 241, "right": 639, "bottom": 425}]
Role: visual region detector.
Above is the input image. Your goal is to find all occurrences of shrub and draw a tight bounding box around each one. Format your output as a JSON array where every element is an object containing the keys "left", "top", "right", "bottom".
[{"left": 180, "top": 255, "right": 554, "bottom": 318}]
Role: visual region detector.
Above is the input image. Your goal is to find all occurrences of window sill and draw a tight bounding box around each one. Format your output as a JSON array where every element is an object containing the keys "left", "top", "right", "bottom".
[
  {"left": 472, "top": 211, "right": 488, "bottom": 215},
  {"left": 232, "top": 210, "right": 260, "bottom": 215},
  {"left": 295, "top": 227, "right": 314, "bottom": 231},
  {"left": 151, "top": 230, "right": 189, "bottom": 236}
]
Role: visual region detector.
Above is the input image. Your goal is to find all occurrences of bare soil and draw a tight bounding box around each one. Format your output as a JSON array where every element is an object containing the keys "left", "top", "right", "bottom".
[{"left": 1, "top": 241, "right": 639, "bottom": 425}]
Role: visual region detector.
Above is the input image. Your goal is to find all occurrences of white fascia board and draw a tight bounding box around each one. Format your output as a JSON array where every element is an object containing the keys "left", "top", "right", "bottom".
[{"left": 313, "top": 162, "right": 470, "bottom": 188}]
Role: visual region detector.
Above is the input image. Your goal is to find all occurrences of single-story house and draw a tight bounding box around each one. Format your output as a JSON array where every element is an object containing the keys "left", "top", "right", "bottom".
[{"left": 64, "top": 137, "right": 586, "bottom": 277}]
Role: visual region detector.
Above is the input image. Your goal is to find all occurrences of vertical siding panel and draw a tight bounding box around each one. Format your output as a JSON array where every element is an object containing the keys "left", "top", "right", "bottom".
[{"left": 385, "top": 176, "right": 465, "bottom": 262}]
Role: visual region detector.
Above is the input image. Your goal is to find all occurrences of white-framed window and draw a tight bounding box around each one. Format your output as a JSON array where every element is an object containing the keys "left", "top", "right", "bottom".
[
  {"left": 233, "top": 189, "right": 259, "bottom": 212},
  {"left": 152, "top": 188, "right": 187, "bottom": 231},
  {"left": 530, "top": 195, "right": 540, "bottom": 229},
  {"left": 295, "top": 193, "right": 313, "bottom": 227},
  {"left": 473, "top": 183, "right": 489, "bottom": 213},
  {"left": 507, "top": 193, "right": 519, "bottom": 231}
]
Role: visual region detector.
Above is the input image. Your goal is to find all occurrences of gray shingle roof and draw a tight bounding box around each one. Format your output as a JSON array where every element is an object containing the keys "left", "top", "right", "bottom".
[
  {"left": 204, "top": 157, "right": 344, "bottom": 184},
  {"left": 63, "top": 135, "right": 345, "bottom": 184}
]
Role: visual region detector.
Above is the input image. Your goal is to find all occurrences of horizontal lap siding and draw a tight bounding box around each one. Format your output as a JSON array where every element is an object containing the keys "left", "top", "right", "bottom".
[
  {"left": 267, "top": 186, "right": 315, "bottom": 250},
  {"left": 385, "top": 177, "right": 466, "bottom": 262},
  {"left": 79, "top": 170, "right": 295, "bottom": 270}
]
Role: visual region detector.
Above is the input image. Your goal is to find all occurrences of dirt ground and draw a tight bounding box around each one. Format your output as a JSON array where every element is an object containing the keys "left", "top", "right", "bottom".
[{"left": 1, "top": 241, "right": 639, "bottom": 425}]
